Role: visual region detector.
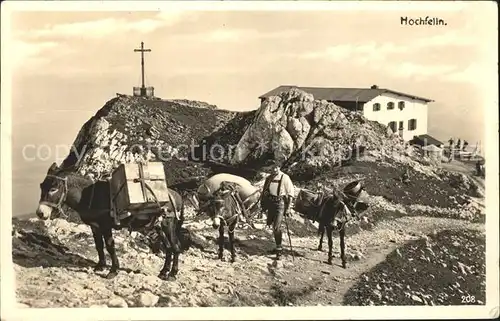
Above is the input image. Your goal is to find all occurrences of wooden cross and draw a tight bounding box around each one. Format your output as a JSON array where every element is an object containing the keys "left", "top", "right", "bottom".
[{"left": 134, "top": 41, "right": 151, "bottom": 90}]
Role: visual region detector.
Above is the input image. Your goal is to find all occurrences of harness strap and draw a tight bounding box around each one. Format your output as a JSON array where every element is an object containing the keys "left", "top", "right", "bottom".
[
  {"left": 111, "top": 182, "right": 126, "bottom": 204},
  {"left": 125, "top": 182, "right": 168, "bottom": 233},
  {"left": 276, "top": 173, "right": 284, "bottom": 197},
  {"left": 333, "top": 200, "right": 359, "bottom": 231},
  {"left": 241, "top": 189, "right": 259, "bottom": 213},
  {"left": 230, "top": 192, "right": 245, "bottom": 213},
  {"left": 225, "top": 213, "right": 239, "bottom": 233},
  {"left": 230, "top": 191, "right": 256, "bottom": 229},
  {"left": 89, "top": 184, "right": 95, "bottom": 210},
  {"left": 205, "top": 184, "right": 212, "bottom": 195},
  {"left": 212, "top": 191, "right": 241, "bottom": 233},
  {"left": 137, "top": 163, "right": 148, "bottom": 202},
  {"left": 166, "top": 192, "right": 180, "bottom": 220},
  {"left": 43, "top": 174, "right": 69, "bottom": 218},
  {"left": 263, "top": 173, "right": 277, "bottom": 196},
  {"left": 141, "top": 182, "right": 162, "bottom": 209},
  {"left": 245, "top": 189, "right": 260, "bottom": 200}
]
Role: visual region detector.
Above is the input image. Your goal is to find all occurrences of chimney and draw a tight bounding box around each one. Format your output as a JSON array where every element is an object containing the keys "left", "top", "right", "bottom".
[{"left": 371, "top": 85, "right": 378, "bottom": 89}]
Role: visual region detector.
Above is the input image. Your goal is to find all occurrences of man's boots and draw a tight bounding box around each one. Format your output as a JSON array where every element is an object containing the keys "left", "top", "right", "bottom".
[{"left": 274, "top": 232, "right": 283, "bottom": 260}]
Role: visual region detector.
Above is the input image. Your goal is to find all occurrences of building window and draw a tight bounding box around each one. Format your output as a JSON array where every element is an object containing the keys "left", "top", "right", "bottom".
[
  {"left": 408, "top": 119, "right": 417, "bottom": 130},
  {"left": 398, "top": 101, "right": 405, "bottom": 110},
  {"left": 388, "top": 121, "right": 397, "bottom": 133},
  {"left": 373, "top": 103, "right": 381, "bottom": 111},
  {"left": 387, "top": 102, "right": 395, "bottom": 110},
  {"left": 398, "top": 121, "right": 404, "bottom": 130}
]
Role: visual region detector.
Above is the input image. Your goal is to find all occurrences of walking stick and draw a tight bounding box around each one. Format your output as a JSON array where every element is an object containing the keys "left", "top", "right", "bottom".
[{"left": 283, "top": 200, "right": 295, "bottom": 261}]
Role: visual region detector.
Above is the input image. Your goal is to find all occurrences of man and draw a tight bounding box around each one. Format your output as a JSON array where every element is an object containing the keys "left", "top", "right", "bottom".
[
  {"left": 475, "top": 160, "right": 482, "bottom": 177},
  {"left": 463, "top": 140, "right": 469, "bottom": 151},
  {"left": 261, "top": 163, "right": 295, "bottom": 260},
  {"left": 448, "top": 137, "right": 454, "bottom": 148}
]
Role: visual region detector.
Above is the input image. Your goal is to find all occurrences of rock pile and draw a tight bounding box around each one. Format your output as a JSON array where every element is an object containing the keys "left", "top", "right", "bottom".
[
  {"left": 343, "top": 229, "right": 486, "bottom": 306},
  {"left": 230, "top": 88, "right": 408, "bottom": 170},
  {"left": 436, "top": 170, "right": 482, "bottom": 197}
]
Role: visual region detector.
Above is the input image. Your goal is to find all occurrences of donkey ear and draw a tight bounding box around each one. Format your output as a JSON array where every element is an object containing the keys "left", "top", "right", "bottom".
[{"left": 48, "top": 162, "right": 59, "bottom": 174}]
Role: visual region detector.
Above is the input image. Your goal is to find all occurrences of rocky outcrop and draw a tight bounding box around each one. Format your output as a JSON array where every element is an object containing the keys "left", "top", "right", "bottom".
[
  {"left": 230, "top": 88, "right": 407, "bottom": 169},
  {"left": 60, "top": 94, "right": 239, "bottom": 184}
]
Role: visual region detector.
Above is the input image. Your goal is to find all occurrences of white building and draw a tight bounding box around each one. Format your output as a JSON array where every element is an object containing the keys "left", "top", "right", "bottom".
[{"left": 259, "top": 85, "right": 434, "bottom": 142}]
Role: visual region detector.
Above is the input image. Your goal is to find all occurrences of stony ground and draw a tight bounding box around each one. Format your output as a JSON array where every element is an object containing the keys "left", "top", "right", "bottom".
[
  {"left": 13, "top": 143, "right": 487, "bottom": 309},
  {"left": 13, "top": 180, "right": 485, "bottom": 308}
]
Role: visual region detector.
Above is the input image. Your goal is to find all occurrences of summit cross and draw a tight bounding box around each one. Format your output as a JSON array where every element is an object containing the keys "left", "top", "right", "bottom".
[{"left": 134, "top": 41, "right": 152, "bottom": 90}]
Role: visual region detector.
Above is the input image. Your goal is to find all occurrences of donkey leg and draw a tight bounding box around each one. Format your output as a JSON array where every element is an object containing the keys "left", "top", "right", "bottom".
[
  {"left": 317, "top": 226, "right": 325, "bottom": 251},
  {"left": 167, "top": 252, "right": 180, "bottom": 281},
  {"left": 90, "top": 225, "right": 106, "bottom": 271},
  {"left": 158, "top": 228, "right": 173, "bottom": 279},
  {"left": 217, "top": 225, "right": 225, "bottom": 261},
  {"left": 228, "top": 226, "right": 237, "bottom": 263},
  {"left": 102, "top": 226, "right": 120, "bottom": 279},
  {"left": 339, "top": 228, "right": 347, "bottom": 269},
  {"left": 326, "top": 225, "right": 334, "bottom": 265},
  {"left": 159, "top": 251, "right": 173, "bottom": 280}
]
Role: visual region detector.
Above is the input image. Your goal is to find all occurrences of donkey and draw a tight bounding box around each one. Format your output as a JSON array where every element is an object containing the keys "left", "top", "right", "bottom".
[
  {"left": 294, "top": 181, "right": 368, "bottom": 268},
  {"left": 204, "top": 181, "right": 244, "bottom": 263},
  {"left": 36, "top": 162, "right": 185, "bottom": 281},
  {"left": 316, "top": 201, "right": 369, "bottom": 253}
]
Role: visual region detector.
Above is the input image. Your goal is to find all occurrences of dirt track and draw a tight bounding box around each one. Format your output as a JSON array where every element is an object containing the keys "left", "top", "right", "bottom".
[{"left": 13, "top": 209, "right": 485, "bottom": 307}]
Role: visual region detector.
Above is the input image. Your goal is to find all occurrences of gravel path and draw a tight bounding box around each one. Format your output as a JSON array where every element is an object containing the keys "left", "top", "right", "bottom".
[{"left": 13, "top": 213, "right": 484, "bottom": 308}]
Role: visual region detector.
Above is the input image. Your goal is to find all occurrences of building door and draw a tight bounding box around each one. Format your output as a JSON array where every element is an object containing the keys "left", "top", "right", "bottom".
[
  {"left": 398, "top": 121, "right": 404, "bottom": 137},
  {"left": 388, "top": 121, "right": 397, "bottom": 133}
]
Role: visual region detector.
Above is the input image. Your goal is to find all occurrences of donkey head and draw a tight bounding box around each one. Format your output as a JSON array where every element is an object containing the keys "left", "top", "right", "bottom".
[
  {"left": 341, "top": 181, "right": 370, "bottom": 219},
  {"left": 207, "top": 181, "right": 239, "bottom": 229},
  {"left": 36, "top": 162, "right": 69, "bottom": 220}
]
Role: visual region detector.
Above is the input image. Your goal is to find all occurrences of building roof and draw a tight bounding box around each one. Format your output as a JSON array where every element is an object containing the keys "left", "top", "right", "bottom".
[
  {"left": 412, "top": 134, "right": 444, "bottom": 147},
  {"left": 259, "top": 85, "right": 433, "bottom": 103}
]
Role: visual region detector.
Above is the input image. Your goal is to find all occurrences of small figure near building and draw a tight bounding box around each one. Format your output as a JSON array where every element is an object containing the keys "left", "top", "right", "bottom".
[
  {"left": 475, "top": 160, "right": 485, "bottom": 177},
  {"left": 462, "top": 140, "right": 469, "bottom": 151},
  {"left": 475, "top": 160, "right": 481, "bottom": 176}
]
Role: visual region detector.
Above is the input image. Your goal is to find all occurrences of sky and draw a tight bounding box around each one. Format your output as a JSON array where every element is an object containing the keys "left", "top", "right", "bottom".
[{"left": 5, "top": 2, "right": 498, "bottom": 216}]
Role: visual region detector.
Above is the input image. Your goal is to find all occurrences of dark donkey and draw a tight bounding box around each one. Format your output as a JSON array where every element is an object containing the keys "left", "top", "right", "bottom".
[
  {"left": 35, "top": 162, "right": 185, "bottom": 281},
  {"left": 295, "top": 181, "right": 368, "bottom": 268},
  {"left": 204, "top": 181, "right": 245, "bottom": 263}
]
